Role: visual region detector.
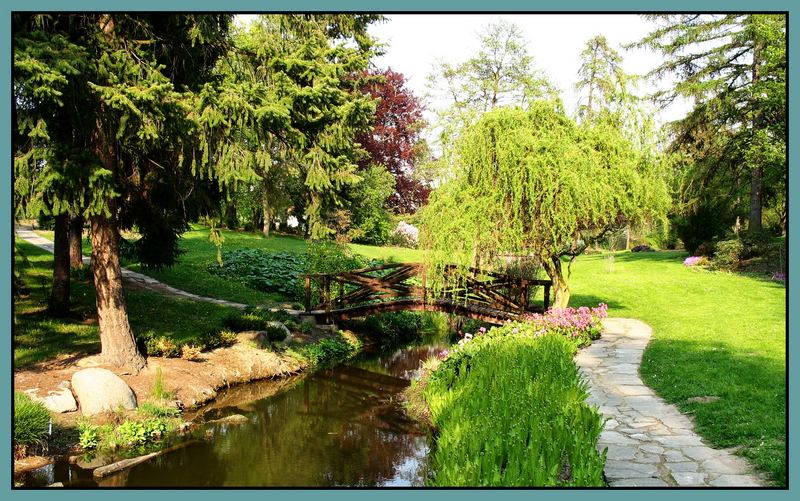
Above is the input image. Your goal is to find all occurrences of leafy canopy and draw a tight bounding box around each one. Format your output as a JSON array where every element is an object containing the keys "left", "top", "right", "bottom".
[{"left": 420, "top": 104, "right": 670, "bottom": 292}]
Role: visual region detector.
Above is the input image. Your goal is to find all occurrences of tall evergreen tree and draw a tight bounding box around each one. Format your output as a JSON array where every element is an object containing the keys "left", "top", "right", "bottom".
[
  {"left": 634, "top": 14, "right": 786, "bottom": 233},
  {"left": 575, "top": 35, "right": 626, "bottom": 122}
]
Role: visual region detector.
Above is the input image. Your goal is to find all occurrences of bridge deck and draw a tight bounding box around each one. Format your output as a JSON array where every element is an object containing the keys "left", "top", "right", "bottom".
[{"left": 307, "top": 297, "right": 543, "bottom": 324}]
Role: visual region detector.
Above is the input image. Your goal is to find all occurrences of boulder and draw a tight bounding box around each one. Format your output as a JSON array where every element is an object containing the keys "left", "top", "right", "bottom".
[
  {"left": 71, "top": 368, "right": 137, "bottom": 416},
  {"left": 40, "top": 387, "right": 78, "bottom": 413}
]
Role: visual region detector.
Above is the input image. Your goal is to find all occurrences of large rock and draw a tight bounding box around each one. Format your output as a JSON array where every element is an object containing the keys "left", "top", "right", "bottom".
[
  {"left": 71, "top": 368, "right": 137, "bottom": 416},
  {"left": 40, "top": 383, "right": 78, "bottom": 413}
]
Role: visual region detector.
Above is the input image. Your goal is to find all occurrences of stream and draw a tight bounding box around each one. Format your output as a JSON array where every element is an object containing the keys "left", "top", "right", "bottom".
[{"left": 21, "top": 334, "right": 451, "bottom": 487}]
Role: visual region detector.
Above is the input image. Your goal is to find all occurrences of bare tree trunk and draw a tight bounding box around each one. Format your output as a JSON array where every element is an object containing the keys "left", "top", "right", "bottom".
[
  {"left": 542, "top": 255, "right": 570, "bottom": 308},
  {"left": 92, "top": 95, "right": 146, "bottom": 373},
  {"left": 749, "top": 37, "right": 764, "bottom": 233},
  {"left": 625, "top": 224, "right": 632, "bottom": 250},
  {"left": 91, "top": 214, "right": 146, "bottom": 373},
  {"left": 69, "top": 214, "right": 84, "bottom": 269},
  {"left": 49, "top": 214, "right": 70, "bottom": 316},
  {"left": 749, "top": 167, "right": 763, "bottom": 233},
  {"left": 262, "top": 200, "right": 271, "bottom": 238}
]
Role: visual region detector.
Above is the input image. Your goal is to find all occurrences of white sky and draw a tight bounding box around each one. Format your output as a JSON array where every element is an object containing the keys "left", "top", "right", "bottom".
[
  {"left": 369, "top": 14, "right": 691, "bottom": 127},
  {"left": 237, "top": 13, "right": 692, "bottom": 134}
]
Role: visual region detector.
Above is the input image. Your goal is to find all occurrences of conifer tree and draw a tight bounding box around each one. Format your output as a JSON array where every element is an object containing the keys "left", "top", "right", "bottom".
[{"left": 634, "top": 14, "right": 786, "bottom": 233}]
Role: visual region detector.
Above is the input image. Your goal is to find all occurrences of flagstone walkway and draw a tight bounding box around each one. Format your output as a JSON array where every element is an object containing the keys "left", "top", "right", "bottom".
[{"left": 576, "top": 318, "right": 764, "bottom": 487}]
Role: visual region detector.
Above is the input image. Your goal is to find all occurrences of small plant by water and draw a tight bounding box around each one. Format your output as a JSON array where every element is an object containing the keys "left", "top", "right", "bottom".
[{"left": 14, "top": 392, "right": 51, "bottom": 457}]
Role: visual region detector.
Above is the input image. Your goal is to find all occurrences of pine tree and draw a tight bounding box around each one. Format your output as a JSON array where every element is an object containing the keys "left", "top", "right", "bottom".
[
  {"left": 575, "top": 35, "right": 626, "bottom": 122},
  {"left": 634, "top": 14, "right": 786, "bottom": 233}
]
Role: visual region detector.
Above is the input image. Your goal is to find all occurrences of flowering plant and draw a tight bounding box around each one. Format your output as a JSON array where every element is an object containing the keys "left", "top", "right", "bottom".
[
  {"left": 771, "top": 272, "right": 786, "bottom": 282},
  {"left": 683, "top": 256, "right": 709, "bottom": 267},
  {"left": 523, "top": 303, "right": 608, "bottom": 347}
]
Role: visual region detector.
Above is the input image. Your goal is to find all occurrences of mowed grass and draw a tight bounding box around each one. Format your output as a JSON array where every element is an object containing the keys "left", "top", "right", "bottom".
[
  {"left": 37, "top": 225, "right": 423, "bottom": 306},
  {"left": 14, "top": 239, "right": 238, "bottom": 368},
  {"left": 567, "top": 251, "right": 786, "bottom": 485}
]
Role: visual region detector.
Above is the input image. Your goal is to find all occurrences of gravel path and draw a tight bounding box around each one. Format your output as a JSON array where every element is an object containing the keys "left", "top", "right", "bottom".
[
  {"left": 15, "top": 224, "right": 248, "bottom": 310},
  {"left": 576, "top": 318, "right": 764, "bottom": 487}
]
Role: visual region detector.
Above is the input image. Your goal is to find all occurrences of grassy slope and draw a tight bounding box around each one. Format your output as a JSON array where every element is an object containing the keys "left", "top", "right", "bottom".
[
  {"left": 37, "top": 225, "right": 423, "bottom": 306},
  {"left": 567, "top": 251, "right": 786, "bottom": 485},
  {"left": 14, "top": 239, "right": 238, "bottom": 368}
]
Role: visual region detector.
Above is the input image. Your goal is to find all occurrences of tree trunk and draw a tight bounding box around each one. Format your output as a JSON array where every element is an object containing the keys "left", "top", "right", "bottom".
[
  {"left": 749, "top": 36, "right": 763, "bottom": 233},
  {"left": 542, "top": 255, "right": 570, "bottom": 308},
  {"left": 69, "top": 214, "right": 84, "bottom": 269},
  {"left": 49, "top": 214, "right": 70, "bottom": 316},
  {"left": 91, "top": 214, "right": 146, "bottom": 373},
  {"left": 749, "top": 167, "right": 763, "bottom": 233},
  {"left": 262, "top": 200, "right": 271, "bottom": 238},
  {"left": 625, "top": 224, "right": 632, "bottom": 250}
]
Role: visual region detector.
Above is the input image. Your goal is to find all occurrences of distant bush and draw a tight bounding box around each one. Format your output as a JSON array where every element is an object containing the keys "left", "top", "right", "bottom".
[
  {"left": 711, "top": 239, "right": 743, "bottom": 271},
  {"left": 14, "top": 392, "right": 50, "bottom": 451}
]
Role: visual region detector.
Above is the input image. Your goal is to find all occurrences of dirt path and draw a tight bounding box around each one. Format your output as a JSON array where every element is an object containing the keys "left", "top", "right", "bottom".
[{"left": 15, "top": 224, "right": 251, "bottom": 309}]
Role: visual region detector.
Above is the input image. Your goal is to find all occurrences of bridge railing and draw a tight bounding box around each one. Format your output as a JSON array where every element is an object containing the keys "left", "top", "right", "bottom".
[{"left": 302, "top": 262, "right": 551, "bottom": 315}]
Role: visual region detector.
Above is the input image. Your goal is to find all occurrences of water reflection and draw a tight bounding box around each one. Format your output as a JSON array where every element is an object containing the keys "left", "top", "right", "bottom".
[{"left": 21, "top": 332, "right": 451, "bottom": 487}]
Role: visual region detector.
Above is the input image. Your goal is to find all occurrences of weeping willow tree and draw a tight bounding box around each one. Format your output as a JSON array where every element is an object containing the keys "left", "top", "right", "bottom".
[{"left": 420, "top": 103, "right": 670, "bottom": 307}]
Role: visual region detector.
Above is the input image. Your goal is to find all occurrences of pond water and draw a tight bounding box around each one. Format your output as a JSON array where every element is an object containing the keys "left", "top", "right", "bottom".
[{"left": 22, "top": 334, "right": 451, "bottom": 487}]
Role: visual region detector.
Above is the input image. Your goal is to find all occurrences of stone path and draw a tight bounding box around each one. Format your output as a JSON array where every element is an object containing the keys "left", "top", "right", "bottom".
[
  {"left": 576, "top": 318, "right": 764, "bottom": 487},
  {"left": 15, "top": 224, "right": 248, "bottom": 310}
]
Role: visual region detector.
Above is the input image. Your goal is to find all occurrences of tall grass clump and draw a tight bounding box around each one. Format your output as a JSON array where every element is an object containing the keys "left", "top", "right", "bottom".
[
  {"left": 411, "top": 325, "right": 606, "bottom": 486},
  {"left": 14, "top": 392, "right": 51, "bottom": 456}
]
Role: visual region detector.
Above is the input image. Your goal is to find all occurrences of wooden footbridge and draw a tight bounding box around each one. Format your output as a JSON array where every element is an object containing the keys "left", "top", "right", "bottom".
[{"left": 302, "top": 263, "right": 551, "bottom": 325}]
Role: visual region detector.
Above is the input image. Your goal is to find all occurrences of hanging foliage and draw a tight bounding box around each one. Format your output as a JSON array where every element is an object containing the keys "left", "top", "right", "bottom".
[{"left": 420, "top": 104, "right": 671, "bottom": 307}]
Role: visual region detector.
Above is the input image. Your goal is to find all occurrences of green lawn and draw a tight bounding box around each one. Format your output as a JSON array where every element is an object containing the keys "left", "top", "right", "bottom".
[
  {"left": 36, "top": 225, "right": 422, "bottom": 306},
  {"left": 18, "top": 228, "right": 785, "bottom": 484},
  {"left": 14, "top": 239, "right": 238, "bottom": 368},
  {"left": 567, "top": 251, "right": 786, "bottom": 485}
]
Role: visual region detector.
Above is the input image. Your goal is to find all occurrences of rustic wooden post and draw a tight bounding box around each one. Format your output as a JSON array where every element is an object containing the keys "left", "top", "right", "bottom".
[
  {"left": 304, "top": 275, "right": 311, "bottom": 312},
  {"left": 520, "top": 281, "right": 529, "bottom": 314},
  {"left": 543, "top": 283, "right": 551, "bottom": 311},
  {"left": 323, "top": 276, "right": 331, "bottom": 314},
  {"left": 421, "top": 268, "right": 427, "bottom": 310}
]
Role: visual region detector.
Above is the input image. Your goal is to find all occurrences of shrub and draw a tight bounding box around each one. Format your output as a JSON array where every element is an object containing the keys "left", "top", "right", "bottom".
[
  {"left": 712, "top": 239, "right": 744, "bottom": 271},
  {"left": 180, "top": 344, "right": 202, "bottom": 361},
  {"left": 303, "top": 336, "right": 358, "bottom": 368},
  {"left": 78, "top": 422, "right": 99, "bottom": 450},
  {"left": 207, "top": 249, "right": 307, "bottom": 299},
  {"left": 391, "top": 221, "right": 420, "bottom": 248},
  {"left": 673, "top": 203, "right": 736, "bottom": 254},
  {"left": 143, "top": 333, "right": 180, "bottom": 358},
  {"left": 355, "top": 311, "right": 423, "bottom": 345},
  {"left": 199, "top": 329, "right": 238, "bottom": 351},
  {"left": 416, "top": 334, "right": 606, "bottom": 486},
  {"left": 265, "top": 324, "right": 288, "bottom": 343},
  {"left": 117, "top": 419, "right": 168, "bottom": 445},
  {"left": 14, "top": 392, "right": 50, "bottom": 449},
  {"left": 523, "top": 304, "right": 608, "bottom": 348},
  {"left": 683, "top": 255, "right": 711, "bottom": 267}
]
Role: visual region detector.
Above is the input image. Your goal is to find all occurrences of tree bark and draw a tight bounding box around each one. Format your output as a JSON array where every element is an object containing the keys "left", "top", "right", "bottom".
[
  {"left": 69, "top": 214, "right": 84, "bottom": 269},
  {"left": 749, "top": 36, "right": 764, "bottom": 233},
  {"left": 91, "top": 214, "right": 146, "bottom": 373},
  {"left": 749, "top": 167, "right": 763, "bottom": 233},
  {"left": 542, "top": 255, "right": 570, "bottom": 308},
  {"left": 49, "top": 214, "right": 70, "bottom": 316},
  {"left": 262, "top": 200, "right": 271, "bottom": 238}
]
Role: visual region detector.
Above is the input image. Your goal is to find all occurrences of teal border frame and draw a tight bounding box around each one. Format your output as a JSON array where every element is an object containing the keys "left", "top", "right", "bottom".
[{"left": 2, "top": 1, "right": 795, "bottom": 499}]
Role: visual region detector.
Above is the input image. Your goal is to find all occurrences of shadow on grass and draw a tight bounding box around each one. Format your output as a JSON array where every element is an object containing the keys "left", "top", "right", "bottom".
[
  {"left": 568, "top": 294, "right": 625, "bottom": 311},
  {"left": 639, "top": 336, "right": 786, "bottom": 485}
]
